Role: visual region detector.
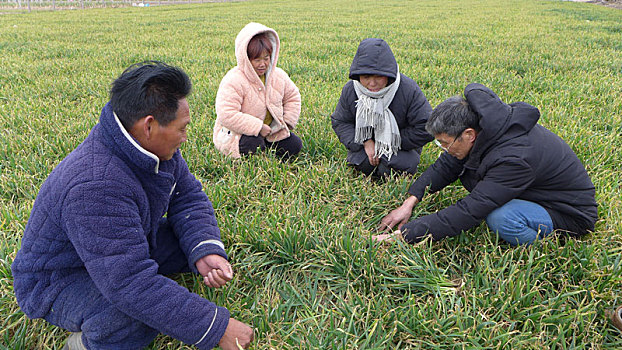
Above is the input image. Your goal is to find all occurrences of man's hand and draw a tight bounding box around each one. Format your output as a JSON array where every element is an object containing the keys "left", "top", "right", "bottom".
[
  {"left": 371, "top": 230, "right": 403, "bottom": 243},
  {"left": 218, "top": 318, "right": 254, "bottom": 350},
  {"left": 378, "top": 196, "right": 419, "bottom": 233},
  {"left": 259, "top": 124, "right": 271, "bottom": 137},
  {"left": 195, "top": 254, "right": 233, "bottom": 288},
  {"left": 363, "top": 139, "right": 380, "bottom": 166}
]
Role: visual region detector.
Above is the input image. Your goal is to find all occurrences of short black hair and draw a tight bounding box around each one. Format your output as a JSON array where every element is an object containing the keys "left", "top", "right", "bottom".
[
  {"left": 110, "top": 61, "right": 192, "bottom": 129},
  {"left": 426, "top": 96, "right": 481, "bottom": 137}
]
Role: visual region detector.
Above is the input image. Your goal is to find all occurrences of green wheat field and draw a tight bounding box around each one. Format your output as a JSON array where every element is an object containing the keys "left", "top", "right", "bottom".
[{"left": 1, "top": 0, "right": 621, "bottom": 348}]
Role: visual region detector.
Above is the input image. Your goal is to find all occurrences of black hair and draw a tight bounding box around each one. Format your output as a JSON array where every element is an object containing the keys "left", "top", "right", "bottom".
[
  {"left": 110, "top": 61, "right": 192, "bottom": 129},
  {"left": 426, "top": 96, "right": 482, "bottom": 137}
]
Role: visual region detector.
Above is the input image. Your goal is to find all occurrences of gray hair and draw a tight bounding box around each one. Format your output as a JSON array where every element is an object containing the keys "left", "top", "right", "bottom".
[{"left": 425, "top": 96, "right": 481, "bottom": 137}]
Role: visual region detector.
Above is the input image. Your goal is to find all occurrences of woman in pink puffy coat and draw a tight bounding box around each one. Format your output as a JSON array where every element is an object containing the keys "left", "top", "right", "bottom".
[{"left": 214, "top": 22, "right": 302, "bottom": 159}]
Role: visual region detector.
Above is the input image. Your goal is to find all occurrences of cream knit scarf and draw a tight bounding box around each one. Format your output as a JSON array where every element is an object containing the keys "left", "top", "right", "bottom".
[{"left": 353, "top": 71, "right": 401, "bottom": 160}]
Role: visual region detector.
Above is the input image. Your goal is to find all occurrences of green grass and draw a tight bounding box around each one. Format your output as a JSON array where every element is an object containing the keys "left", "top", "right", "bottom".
[{"left": 1, "top": 0, "right": 621, "bottom": 348}]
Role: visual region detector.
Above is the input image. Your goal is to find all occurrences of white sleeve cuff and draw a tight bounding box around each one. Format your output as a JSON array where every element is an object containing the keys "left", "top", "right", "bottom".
[{"left": 191, "top": 240, "right": 225, "bottom": 255}]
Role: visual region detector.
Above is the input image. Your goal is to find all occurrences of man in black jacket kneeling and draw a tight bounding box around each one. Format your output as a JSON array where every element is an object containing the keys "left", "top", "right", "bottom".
[{"left": 376, "top": 83, "right": 598, "bottom": 246}]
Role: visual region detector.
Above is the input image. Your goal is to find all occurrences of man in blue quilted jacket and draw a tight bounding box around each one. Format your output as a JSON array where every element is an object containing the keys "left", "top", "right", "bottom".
[{"left": 12, "top": 61, "right": 253, "bottom": 349}]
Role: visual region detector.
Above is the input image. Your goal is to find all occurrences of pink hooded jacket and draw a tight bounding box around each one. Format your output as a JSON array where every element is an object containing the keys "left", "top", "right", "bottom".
[{"left": 214, "top": 22, "right": 301, "bottom": 158}]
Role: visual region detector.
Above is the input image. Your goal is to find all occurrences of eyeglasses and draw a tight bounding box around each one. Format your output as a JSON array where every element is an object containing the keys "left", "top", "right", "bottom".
[{"left": 434, "top": 130, "right": 464, "bottom": 153}]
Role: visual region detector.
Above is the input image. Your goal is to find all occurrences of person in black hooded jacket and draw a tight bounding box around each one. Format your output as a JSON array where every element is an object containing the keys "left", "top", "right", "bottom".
[
  {"left": 375, "top": 83, "right": 598, "bottom": 246},
  {"left": 331, "top": 38, "right": 433, "bottom": 177}
]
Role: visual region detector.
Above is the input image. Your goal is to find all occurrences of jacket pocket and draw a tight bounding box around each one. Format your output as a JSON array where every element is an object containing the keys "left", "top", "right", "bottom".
[{"left": 216, "top": 127, "right": 233, "bottom": 145}]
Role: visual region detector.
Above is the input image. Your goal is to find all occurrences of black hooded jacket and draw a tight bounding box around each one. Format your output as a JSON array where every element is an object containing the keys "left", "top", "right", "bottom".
[
  {"left": 331, "top": 38, "right": 433, "bottom": 157},
  {"left": 403, "top": 83, "right": 598, "bottom": 243}
]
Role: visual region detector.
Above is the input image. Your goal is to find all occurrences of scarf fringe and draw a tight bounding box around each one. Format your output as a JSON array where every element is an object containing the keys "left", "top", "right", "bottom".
[
  {"left": 352, "top": 71, "right": 402, "bottom": 161},
  {"left": 375, "top": 134, "right": 401, "bottom": 161},
  {"left": 354, "top": 126, "right": 374, "bottom": 144},
  {"left": 354, "top": 111, "right": 402, "bottom": 160},
  {"left": 354, "top": 98, "right": 380, "bottom": 143}
]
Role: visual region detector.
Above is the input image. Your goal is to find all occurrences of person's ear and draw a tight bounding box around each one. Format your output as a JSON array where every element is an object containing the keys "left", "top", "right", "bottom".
[
  {"left": 143, "top": 115, "right": 155, "bottom": 139},
  {"left": 463, "top": 128, "right": 478, "bottom": 143}
]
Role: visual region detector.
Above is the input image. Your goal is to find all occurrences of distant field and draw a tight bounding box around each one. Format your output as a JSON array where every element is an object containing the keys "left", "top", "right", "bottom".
[
  {"left": 1, "top": 0, "right": 621, "bottom": 348},
  {"left": 0, "top": 0, "right": 236, "bottom": 12}
]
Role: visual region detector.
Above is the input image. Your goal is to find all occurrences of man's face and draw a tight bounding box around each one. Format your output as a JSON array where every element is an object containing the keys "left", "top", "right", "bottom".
[
  {"left": 149, "top": 98, "right": 190, "bottom": 161},
  {"left": 434, "top": 130, "right": 474, "bottom": 160}
]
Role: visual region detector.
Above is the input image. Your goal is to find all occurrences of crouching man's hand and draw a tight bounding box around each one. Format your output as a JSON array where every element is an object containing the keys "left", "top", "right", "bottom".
[
  {"left": 195, "top": 254, "right": 233, "bottom": 288},
  {"left": 219, "top": 318, "right": 254, "bottom": 349},
  {"left": 377, "top": 196, "right": 419, "bottom": 233},
  {"left": 372, "top": 230, "right": 404, "bottom": 243}
]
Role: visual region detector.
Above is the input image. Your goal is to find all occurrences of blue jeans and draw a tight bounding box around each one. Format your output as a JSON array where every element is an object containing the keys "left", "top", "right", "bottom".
[{"left": 486, "top": 199, "right": 554, "bottom": 246}]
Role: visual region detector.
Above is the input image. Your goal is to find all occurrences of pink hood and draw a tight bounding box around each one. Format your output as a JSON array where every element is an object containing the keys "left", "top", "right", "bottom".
[{"left": 235, "top": 22, "right": 280, "bottom": 85}]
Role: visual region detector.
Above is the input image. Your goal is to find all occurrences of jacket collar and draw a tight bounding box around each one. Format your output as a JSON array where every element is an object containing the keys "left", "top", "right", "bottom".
[{"left": 100, "top": 102, "right": 160, "bottom": 174}]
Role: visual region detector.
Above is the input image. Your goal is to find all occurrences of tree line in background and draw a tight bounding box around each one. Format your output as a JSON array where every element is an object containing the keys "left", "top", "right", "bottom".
[{"left": 0, "top": 0, "right": 231, "bottom": 11}]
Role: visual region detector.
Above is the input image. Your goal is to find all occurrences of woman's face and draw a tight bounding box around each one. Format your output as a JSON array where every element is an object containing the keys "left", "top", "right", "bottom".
[
  {"left": 359, "top": 74, "right": 388, "bottom": 92},
  {"left": 251, "top": 50, "right": 270, "bottom": 77}
]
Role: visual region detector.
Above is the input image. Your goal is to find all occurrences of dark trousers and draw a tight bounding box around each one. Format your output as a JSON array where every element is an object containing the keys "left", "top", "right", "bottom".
[
  {"left": 43, "top": 220, "right": 189, "bottom": 349},
  {"left": 348, "top": 148, "right": 421, "bottom": 177},
  {"left": 238, "top": 132, "right": 302, "bottom": 159}
]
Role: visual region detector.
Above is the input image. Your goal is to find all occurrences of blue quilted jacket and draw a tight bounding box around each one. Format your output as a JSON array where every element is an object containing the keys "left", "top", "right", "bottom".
[{"left": 12, "top": 103, "right": 230, "bottom": 349}]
